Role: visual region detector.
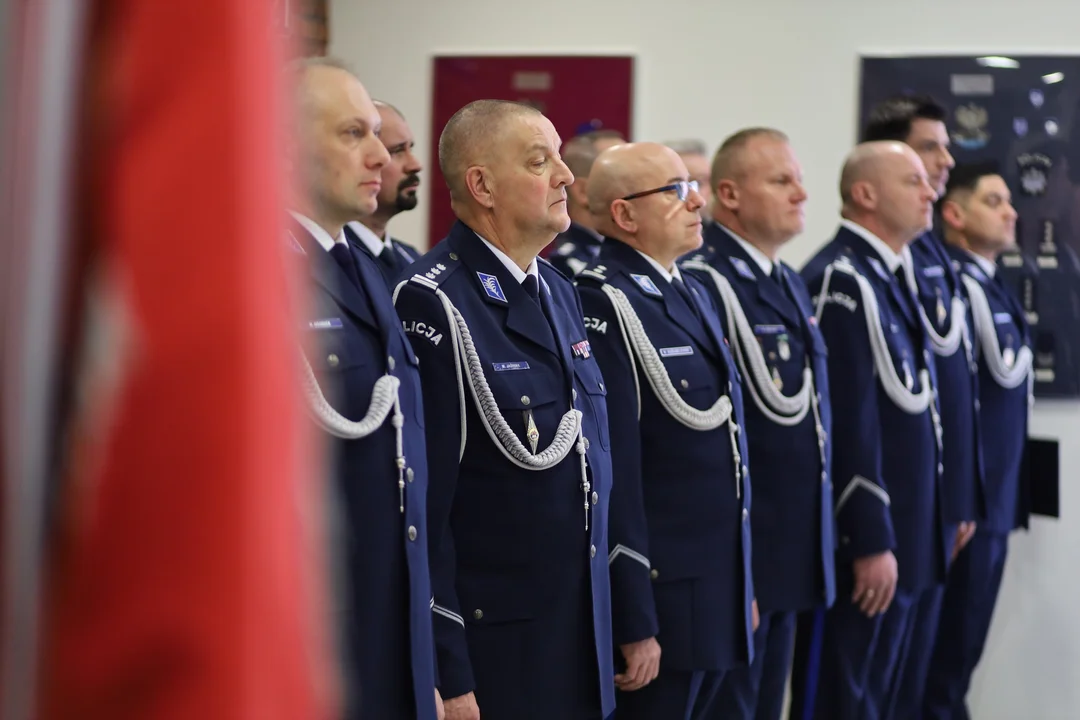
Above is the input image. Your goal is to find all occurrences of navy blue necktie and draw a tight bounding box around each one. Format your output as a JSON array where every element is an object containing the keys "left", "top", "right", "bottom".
[
  {"left": 329, "top": 242, "right": 362, "bottom": 289},
  {"left": 672, "top": 276, "right": 705, "bottom": 324},
  {"left": 521, "top": 274, "right": 541, "bottom": 304}
]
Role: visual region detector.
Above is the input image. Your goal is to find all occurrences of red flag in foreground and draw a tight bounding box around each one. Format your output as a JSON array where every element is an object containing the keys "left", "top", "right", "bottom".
[{"left": 0, "top": 0, "right": 336, "bottom": 717}]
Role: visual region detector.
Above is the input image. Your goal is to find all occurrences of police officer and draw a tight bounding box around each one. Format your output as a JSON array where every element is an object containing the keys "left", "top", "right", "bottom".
[
  {"left": 925, "top": 163, "right": 1031, "bottom": 720},
  {"left": 345, "top": 100, "right": 423, "bottom": 289},
  {"left": 393, "top": 99, "right": 615, "bottom": 720},
  {"left": 285, "top": 58, "right": 439, "bottom": 720},
  {"left": 547, "top": 130, "right": 625, "bottom": 276},
  {"left": 862, "top": 96, "right": 982, "bottom": 716},
  {"left": 680, "top": 128, "right": 835, "bottom": 720},
  {"left": 799, "top": 142, "right": 948, "bottom": 719},
  {"left": 575, "top": 142, "right": 755, "bottom": 719}
]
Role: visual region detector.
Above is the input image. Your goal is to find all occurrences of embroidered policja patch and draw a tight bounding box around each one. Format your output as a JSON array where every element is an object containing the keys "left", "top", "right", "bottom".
[
  {"left": 477, "top": 272, "right": 507, "bottom": 302},
  {"left": 630, "top": 273, "right": 663, "bottom": 297}
]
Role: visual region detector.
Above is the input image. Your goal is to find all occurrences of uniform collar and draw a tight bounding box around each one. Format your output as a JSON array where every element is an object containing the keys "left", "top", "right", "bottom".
[
  {"left": 967, "top": 251, "right": 997, "bottom": 278},
  {"left": 841, "top": 218, "right": 903, "bottom": 274},
  {"left": 633, "top": 249, "right": 682, "bottom": 283},
  {"left": 347, "top": 220, "right": 388, "bottom": 256},
  {"left": 289, "top": 211, "right": 345, "bottom": 251},
  {"left": 475, "top": 232, "right": 539, "bottom": 285},
  {"left": 724, "top": 226, "right": 774, "bottom": 276}
]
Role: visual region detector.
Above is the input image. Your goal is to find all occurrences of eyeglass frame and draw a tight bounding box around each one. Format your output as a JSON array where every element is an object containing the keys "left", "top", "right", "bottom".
[{"left": 620, "top": 179, "right": 700, "bottom": 203}]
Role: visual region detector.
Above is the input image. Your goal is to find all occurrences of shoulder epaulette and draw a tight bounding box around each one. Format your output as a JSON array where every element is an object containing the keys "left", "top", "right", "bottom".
[
  {"left": 576, "top": 265, "right": 609, "bottom": 284},
  {"left": 406, "top": 255, "right": 461, "bottom": 291}
]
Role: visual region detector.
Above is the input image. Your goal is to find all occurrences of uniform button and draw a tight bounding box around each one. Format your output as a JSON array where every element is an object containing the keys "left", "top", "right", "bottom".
[
  {"left": 974, "top": 399, "right": 981, "bottom": 412},
  {"left": 521, "top": 395, "right": 531, "bottom": 406},
  {"left": 473, "top": 609, "right": 483, "bottom": 620},
  {"left": 728, "top": 382, "right": 733, "bottom": 394},
  {"left": 821, "top": 471, "right": 828, "bottom": 483},
  {"left": 592, "top": 491, "right": 599, "bottom": 504},
  {"left": 680, "top": 379, "right": 689, "bottom": 389},
  {"left": 449, "top": 252, "right": 459, "bottom": 261},
  {"left": 742, "top": 508, "right": 749, "bottom": 521},
  {"left": 841, "top": 535, "right": 850, "bottom": 545},
  {"left": 650, "top": 569, "right": 659, "bottom": 580},
  {"left": 408, "top": 525, "right": 418, "bottom": 541},
  {"left": 407, "top": 467, "right": 415, "bottom": 483},
  {"left": 938, "top": 463, "right": 944, "bottom": 475},
  {"left": 388, "top": 356, "right": 396, "bottom": 371},
  {"left": 742, "top": 465, "right": 749, "bottom": 477},
  {"left": 598, "top": 381, "right": 605, "bottom": 392},
  {"left": 590, "top": 545, "right": 597, "bottom": 558},
  {"left": 327, "top": 353, "right": 340, "bottom": 367},
  {"left": 573, "top": 388, "right": 578, "bottom": 401}
]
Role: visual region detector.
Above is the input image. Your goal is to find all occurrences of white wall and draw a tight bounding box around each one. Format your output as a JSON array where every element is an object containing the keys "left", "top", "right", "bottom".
[{"left": 333, "top": 1, "right": 1079, "bottom": 715}]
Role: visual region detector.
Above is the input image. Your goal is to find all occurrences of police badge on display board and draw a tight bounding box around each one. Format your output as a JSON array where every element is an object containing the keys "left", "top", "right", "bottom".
[{"left": 859, "top": 54, "right": 1080, "bottom": 397}]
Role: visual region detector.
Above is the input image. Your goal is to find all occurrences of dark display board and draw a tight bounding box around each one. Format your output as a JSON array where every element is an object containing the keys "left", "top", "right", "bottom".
[{"left": 861, "top": 55, "right": 1080, "bottom": 397}]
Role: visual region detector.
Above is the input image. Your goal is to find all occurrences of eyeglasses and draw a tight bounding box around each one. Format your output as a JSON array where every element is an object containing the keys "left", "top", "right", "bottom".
[{"left": 621, "top": 180, "right": 699, "bottom": 203}]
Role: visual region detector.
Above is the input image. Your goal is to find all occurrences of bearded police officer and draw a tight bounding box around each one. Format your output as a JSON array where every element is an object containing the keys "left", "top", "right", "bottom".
[
  {"left": 393, "top": 100, "right": 615, "bottom": 720},
  {"left": 346, "top": 100, "right": 423, "bottom": 289},
  {"left": 680, "top": 128, "right": 835, "bottom": 720},
  {"left": 575, "top": 142, "right": 755, "bottom": 720}
]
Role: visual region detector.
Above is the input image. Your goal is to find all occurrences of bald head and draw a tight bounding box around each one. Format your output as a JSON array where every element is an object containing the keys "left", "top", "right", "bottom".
[
  {"left": 438, "top": 100, "right": 543, "bottom": 201},
  {"left": 840, "top": 141, "right": 918, "bottom": 206},
  {"left": 288, "top": 57, "right": 388, "bottom": 233},
  {"left": 839, "top": 141, "right": 937, "bottom": 247},
  {"left": 588, "top": 142, "right": 704, "bottom": 265},
  {"left": 587, "top": 143, "right": 680, "bottom": 228}
]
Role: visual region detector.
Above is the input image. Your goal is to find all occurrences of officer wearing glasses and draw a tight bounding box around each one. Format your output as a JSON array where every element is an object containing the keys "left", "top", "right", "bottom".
[{"left": 576, "top": 142, "right": 756, "bottom": 720}]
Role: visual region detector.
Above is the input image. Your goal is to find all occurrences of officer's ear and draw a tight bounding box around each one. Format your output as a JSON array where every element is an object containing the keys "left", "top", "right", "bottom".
[
  {"left": 715, "top": 179, "right": 739, "bottom": 211},
  {"left": 465, "top": 165, "right": 495, "bottom": 209},
  {"left": 940, "top": 197, "right": 965, "bottom": 231},
  {"left": 850, "top": 180, "right": 877, "bottom": 211},
  {"left": 609, "top": 198, "right": 637, "bottom": 234}
]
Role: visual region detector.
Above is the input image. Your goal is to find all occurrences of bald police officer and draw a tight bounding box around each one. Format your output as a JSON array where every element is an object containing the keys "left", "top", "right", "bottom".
[
  {"left": 393, "top": 100, "right": 615, "bottom": 720},
  {"left": 798, "top": 142, "right": 949, "bottom": 720},
  {"left": 576, "top": 142, "right": 755, "bottom": 720},
  {"left": 862, "top": 96, "right": 982, "bottom": 715},
  {"left": 286, "top": 58, "right": 439, "bottom": 720}
]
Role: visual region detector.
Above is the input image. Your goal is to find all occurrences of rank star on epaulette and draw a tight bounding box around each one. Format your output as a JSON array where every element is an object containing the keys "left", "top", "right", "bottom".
[{"left": 572, "top": 339, "right": 592, "bottom": 359}]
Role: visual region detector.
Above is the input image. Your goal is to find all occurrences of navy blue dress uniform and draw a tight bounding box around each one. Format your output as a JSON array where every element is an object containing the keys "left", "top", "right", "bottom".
[
  {"left": 346, "top": 220, "right": 422, "bottom": 290},
  {"left": 547, "top": 221, "right": 604, "bottom": 277},
  {"left": 575, "top": 237, "right": 755, "bottom": 720},
  {"left": 796, "top": 222, "right": 950, "bottom": 720},
  {"left": 392, "top": 220, "right": 616, "bottom": 720},
  {"left": 287, "top": 214, "right": 437, "bottom": 720},
  {"left": 890, "top": 228, "right": 985, "bottom": 720},
  {"left": 923, "top": 248, "right": 1032, "bottom": 720},
  {"left": 680, "top": 223, "right": 836, "bottom": 720}
]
